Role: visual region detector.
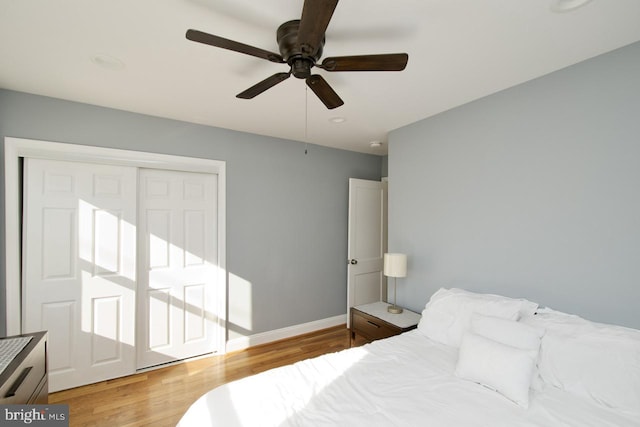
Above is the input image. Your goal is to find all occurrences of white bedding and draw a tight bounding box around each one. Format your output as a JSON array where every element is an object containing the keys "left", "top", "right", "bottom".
[{"left": 178, "top": 330, "right": 639, "bottom": 427}]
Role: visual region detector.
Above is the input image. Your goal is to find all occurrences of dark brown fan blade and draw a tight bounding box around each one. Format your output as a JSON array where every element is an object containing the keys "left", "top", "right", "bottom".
[
  {"left": 306, "top": 75, "right": 344, "bottom": 109},
  {"left": 319, "top": 53, "right": 408, "bottom": 72},
  {"left": 236, "top": 72, "right": 291, "bottom": 99},
  {"left": 186, "top": 29, "right": 285, "bottom": 64},
  {"left": 297, "top": 0, "right": 339, "bottom": 56}
]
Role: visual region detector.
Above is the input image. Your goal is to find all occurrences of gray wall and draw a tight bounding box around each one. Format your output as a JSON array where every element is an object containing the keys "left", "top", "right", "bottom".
[
  {"left": 0, "top": 89, "right": 382, "bottom": 338},
  {"left": 388, "top": 41, "right": 640, "bottom": 329}
]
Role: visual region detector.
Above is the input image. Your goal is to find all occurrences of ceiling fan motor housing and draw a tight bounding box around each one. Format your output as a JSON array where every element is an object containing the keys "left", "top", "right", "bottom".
[{"left": 277, "top": 20, "right": 324, "bottom": 78}]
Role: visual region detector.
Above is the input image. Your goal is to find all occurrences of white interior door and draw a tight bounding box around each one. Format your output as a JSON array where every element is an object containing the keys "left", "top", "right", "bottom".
[
  {"left": 137, "top": 168, "right": 219, "bottom": 369},
  {"left": 347, "top": 178, "right": 387, "bottom": 327},
  {"left": 22, "top": 158, "right": 137, "bottom": 392}
]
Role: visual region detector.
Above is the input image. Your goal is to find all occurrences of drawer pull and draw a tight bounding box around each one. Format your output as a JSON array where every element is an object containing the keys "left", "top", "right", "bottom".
[
  {"left": 366, "top": 320, "right": 381, "bottom": 328},
  {"left": 5, "top": 366, "right": 32, "bottom": 398}
]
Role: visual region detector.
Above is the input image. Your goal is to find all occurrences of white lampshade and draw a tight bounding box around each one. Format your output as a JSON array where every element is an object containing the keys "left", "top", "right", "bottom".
[{"left": 383, "top": 253, "right": 407, "bottom": 278}]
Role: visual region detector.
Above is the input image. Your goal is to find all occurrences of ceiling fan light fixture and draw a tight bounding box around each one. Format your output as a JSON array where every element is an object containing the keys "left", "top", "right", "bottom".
[
  {"left": 550, "top": 0, "right": 594, "bottom": 13},
  {"left": 329, "top": 116, "right": 346, "bottom": 123}
]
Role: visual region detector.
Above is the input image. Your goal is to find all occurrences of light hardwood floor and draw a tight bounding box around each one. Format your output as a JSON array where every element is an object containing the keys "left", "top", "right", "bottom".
[{"left": 49, "top": 325, "right": 351, "bottom": 427}]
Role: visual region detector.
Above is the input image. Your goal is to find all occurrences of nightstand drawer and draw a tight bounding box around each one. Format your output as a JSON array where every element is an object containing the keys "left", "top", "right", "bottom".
[{"left": 352, "top": 310, "right": 399, "bottom": 341}]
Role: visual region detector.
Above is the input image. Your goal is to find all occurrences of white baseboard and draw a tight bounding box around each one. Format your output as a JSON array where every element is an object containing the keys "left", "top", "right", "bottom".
[{"left": 225, "top": 314, "right": 347, "bottom": 353}]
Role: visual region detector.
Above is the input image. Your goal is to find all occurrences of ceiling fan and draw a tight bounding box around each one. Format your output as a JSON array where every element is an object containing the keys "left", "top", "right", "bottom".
[{"left": 186, "top": 0, "right": 408, "bottom": 109}]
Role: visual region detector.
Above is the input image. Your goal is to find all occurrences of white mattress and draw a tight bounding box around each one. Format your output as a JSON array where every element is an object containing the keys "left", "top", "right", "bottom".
[{"left": 178, "top": 331, "right": 639, "bottom": 426}]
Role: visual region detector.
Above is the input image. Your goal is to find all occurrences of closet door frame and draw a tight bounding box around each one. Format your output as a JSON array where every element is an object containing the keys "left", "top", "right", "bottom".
[{"left": 4, "top": 137, "right": 227, "bottom": 357}]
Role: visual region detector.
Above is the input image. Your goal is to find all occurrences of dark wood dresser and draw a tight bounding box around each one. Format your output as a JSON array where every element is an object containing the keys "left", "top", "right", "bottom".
[{"left": 0, "top": 331, "right": 48, "bottom": 404}]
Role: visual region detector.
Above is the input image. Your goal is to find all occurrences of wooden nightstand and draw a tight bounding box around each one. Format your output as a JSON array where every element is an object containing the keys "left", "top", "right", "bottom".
[{"left": 350, "top": 302, "right": 421, "bottom": 346}]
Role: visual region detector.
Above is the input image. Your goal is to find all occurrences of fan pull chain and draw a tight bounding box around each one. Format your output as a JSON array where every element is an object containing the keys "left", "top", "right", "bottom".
[{"left": 304, "top": 85, "right": 309, "bottom": 155}]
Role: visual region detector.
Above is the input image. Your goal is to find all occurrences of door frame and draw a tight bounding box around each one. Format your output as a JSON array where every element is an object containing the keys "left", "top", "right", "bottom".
[{"left": 4, "top": 137, "right": 227, "bottom": 355}]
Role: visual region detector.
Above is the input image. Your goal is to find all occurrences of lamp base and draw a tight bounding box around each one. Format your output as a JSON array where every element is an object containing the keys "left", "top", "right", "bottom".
[{"left": 387, "top": 305, "right": 403, "bottom": 314}]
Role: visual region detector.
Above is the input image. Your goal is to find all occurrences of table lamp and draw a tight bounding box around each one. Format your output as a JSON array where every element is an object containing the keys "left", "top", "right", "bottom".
[{"left": 384, "top": 253, "right": 407, "bottom": 314}]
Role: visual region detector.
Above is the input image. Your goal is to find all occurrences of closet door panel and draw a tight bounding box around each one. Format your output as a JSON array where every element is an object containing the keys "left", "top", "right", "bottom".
[
  {"left": 137, "top": 168, "right": 219, "bottom": 369},
  {"left": 23, "top": 158, "right": 137, "bottom": 392}
]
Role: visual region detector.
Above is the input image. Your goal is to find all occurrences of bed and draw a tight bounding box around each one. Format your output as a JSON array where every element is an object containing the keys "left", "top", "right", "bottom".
[{"left": 178, "top": 288, "right": 640, "bottom": 426}]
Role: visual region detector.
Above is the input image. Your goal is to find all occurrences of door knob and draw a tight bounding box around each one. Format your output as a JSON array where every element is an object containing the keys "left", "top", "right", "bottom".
[{"left": 349, "top": 259, "right": 358, "bottom": 265}]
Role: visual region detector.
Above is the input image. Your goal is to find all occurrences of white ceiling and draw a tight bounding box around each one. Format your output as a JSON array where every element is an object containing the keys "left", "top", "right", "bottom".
[{"left": 1, "top": 1, "right": 640, "bottom": 155}]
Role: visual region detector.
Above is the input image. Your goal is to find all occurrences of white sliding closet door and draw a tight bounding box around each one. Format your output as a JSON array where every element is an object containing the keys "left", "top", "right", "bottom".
[
  {"left": 137, "top": 169, "right": 219, "bottom": 369},
  {"left": 22, "top": 158, "right": 137, "bottom": 392}
]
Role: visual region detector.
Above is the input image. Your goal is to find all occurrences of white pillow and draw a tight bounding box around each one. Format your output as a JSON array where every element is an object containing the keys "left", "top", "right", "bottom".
[
  {"left": 455, "top": 332, "right": 537, "bottom": 408},
  {"left": 471, "top": 313, "right": 544, "bottom": 351},
  {"left": 471, "top": 313, "right": 545, "bottom": 391},
  {"left": 521, "top": 308, "right": 640, "bottom": 415},
  {"left": 418, "top": 288, "right": 539, "bottom": 347}
]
